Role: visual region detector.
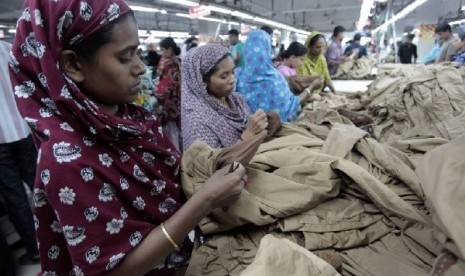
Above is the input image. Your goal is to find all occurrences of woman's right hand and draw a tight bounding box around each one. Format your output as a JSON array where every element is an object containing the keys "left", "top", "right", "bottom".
[
  {"left": 197, "top": 162, "right": 247, "bottom": 210},
  {"left": 241, "top": 109, "right": 268, "bottom": 140}
]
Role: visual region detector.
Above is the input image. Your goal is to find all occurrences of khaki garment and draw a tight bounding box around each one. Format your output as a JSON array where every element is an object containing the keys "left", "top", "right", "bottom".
[
  {"left": 333, "top": 57, "right": 375, "bottom": 80},
  {"left": 240, "top": 235, "right": 341, "bottom": 276},
  {"left": 185, "top": 227, "right": 303, "bottom": 276},
  {"left": 182, "top": 140, "right": 341, "bottom": 234},
  {"left": 182, "top": 120, "right": 440, "bottom": 275},
  {"left": 417, "top": 135, "right": 465, "bottom": 276},
  {"left": 360, "top": 64, "right": 465, "bottom": 144}
]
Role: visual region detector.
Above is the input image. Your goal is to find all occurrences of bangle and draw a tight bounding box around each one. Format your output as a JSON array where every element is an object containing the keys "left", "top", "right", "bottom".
[{"left": 160, "top": 223, "right": 179, "bottom": 250}]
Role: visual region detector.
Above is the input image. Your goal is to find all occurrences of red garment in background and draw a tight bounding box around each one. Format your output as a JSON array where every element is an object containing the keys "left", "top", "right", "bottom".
[{"left": 155, "top": 57, "right": 181, "bottom": 126}]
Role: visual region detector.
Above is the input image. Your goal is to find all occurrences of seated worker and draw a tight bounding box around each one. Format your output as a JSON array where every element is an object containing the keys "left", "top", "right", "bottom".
[
  {"left": 10, "top": 1, "right": 247, "bottom": 275},
  {"left": 181, "top": 43, "right": 269, "bottom": 150},
  {"left": 277, "top": 42, "right": 309, "bottom": 77},
  {"left": 278, "top": 42, "right": 323, "bottom": 100},
  {"left": 297, "top": 32, "right": 337, "bottom": 93},
  {"left": 236, "top": 30, "right": 318, "bottom": 122},
  {"left": 344, "top": 33, "right": 367, "bottom": 59}
]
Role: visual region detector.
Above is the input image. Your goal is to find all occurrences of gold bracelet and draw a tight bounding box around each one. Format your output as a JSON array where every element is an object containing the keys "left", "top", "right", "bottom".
[{"left": 160, "top": 223, "right": 179, "bottom": 250}]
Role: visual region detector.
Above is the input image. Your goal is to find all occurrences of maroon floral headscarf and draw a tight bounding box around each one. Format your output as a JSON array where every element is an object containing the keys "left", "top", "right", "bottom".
[{"left": 9, "top": 0, "right": 188, "bottom": 275}]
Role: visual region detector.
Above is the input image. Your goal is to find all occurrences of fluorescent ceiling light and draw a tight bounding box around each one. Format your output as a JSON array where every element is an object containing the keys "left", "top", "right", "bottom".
[
  {"left": 8, "top": 29, "right": 16, "bottom": 34},
  {"left": 231, "top": 11, "right": 254, "bottom": 20},
  {"left": 372, "top": 0, "right": 429, "bottom": 34},
  {"left": 170, "top": 31, "right": 190, "bottom": 37},
  {"left": 357, "top": 0, "right": 374, "bottom": 30},
  {"left": 228, "top": 21, "right": 241, "bottom": 26},
  {"left": 158, "top": 0, "right": 197, "bottom": 7},
  {"left": 175, "top": 13, "right": 226, "bottom": 24},
  {"left": 199, "top": 17, "right": 227, "bottom": 23},
  {"left": 209, "top": 6, "right": 232, "bottom": 14},
  {"left": 175, "top": 11, "right": 311, "bottom": 36},
  {"left": 175, "top": 13, "right": 191, "bottom": 19},
  {"left": 151, "top": 31, "right": 171, "bottom": 37},
  {"left": 450, "top": 18, "right": 465, "bottom": 26},
  {"left": 129, "top": 5, "right": 160, "bottom": 13},
  {"left": 462, "top": 5, "right": 465, "bottom": 11}
]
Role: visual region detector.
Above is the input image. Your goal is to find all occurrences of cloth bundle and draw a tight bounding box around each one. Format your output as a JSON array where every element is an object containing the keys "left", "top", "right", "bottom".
[
  {"left": 181, "top": 113, "right": 441, "bottom": 276},
  {"left": 333, "top": 58, "right": 376, "bottom": 80}
]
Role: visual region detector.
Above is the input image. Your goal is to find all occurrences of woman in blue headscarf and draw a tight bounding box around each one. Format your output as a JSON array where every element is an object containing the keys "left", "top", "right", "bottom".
[{"left": 236, "top": 30, "right": 316, "bottom": 122}]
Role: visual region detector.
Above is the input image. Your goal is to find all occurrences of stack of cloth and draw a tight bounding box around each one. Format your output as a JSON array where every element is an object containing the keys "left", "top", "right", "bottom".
[
  {"left": 181, "top": 109, "right": 452, "bottom": 276},
  {"left": 333, "top": 58, "right": 376, "bottom": 80},
  {"left": 179, "top": 63, "right": 465, "bottom": 276},
  {"left": 356, "top": 64, "right": 465, "bottom": 159}
]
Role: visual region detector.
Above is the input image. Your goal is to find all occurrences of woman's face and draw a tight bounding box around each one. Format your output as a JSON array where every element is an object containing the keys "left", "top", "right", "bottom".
[
  {"left": 161, "top": 46, "right": 173, "bottom": 59},
  {"left": 78, "top": 15, "right": 146, "bottom": 114},
  {"left": 205, "top": 56, "right": 235, "bottom": 99},
  {"left": 310, "top": 37, "right": 326, "bottom": 56},
  {"left": 290, "top": 55, "right": 305, "bottom": 68}
]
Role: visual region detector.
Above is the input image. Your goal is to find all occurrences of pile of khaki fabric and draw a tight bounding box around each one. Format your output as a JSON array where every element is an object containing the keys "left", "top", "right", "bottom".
[
  {"left": 180, "top": 64, "right": 465, "bottom": 276},
  {"left": 181, "top": 109, "right": 442, "bottom": 276},
  {"left": 333, "top": 58, "right": 376, "bottom": 80},
  {"left": 356, "top": 64, "right": 465, "bottom": 159}
]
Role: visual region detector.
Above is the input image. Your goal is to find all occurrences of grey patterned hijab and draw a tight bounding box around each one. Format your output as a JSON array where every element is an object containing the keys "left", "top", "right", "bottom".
[{"left": 181, "top": 43, "right": 250, "bottom": 150}]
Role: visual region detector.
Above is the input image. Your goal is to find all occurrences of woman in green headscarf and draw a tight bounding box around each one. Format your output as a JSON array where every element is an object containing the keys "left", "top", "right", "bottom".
[{"left": 297, "top": 32, "right": 336, "bottom": 93}]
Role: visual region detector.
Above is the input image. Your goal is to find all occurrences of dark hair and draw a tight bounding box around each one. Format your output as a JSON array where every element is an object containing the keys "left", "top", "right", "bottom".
[
  {"left": 309, "top": 34, "right": 326, "bottom": 47},
  {"left": 353, "top": 33, "right": 362, "bottom": 41},
  {"left": 333, "top": 25, "right": 345, "bottom": 37},
  {"left": 202, "top": 53, "right": 230, "bottom": 84},
  {"left": 260, "top": 25, "right": 274, "bottom": 36},
  {"left": 436, "top": 22, "right": 452, "bottom": 33},
  {"left": 228, "top": 29, "right": 240, "bottom": 36},
  {"left": 185, "top": 36, "right": 198, "bottom": 44},
  {"left": 160, "top": 37, "right": 181, "bottom": 56},
  {"left": 280, "top": 42, "right": 308, "bottom": 58},
  {"left": 69, "top": 12, "right": 134, "bottom": 61},
  {"left": 407, "top": 33, "right": 415, "bottom": 40}
]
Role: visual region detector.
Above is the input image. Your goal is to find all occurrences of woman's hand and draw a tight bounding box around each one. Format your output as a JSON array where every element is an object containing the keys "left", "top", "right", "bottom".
[
  {"left": 241, "top": 109, "right": 268, "bottom": 140},
  {"left": 197, "top": 162, "right": 247, "bottom": 210},
  {"left": 309, "top": 93, "right": 322, "bottom": 101},
  {"left": 308, "top": 77, "right": 324, "bottom": 91}
]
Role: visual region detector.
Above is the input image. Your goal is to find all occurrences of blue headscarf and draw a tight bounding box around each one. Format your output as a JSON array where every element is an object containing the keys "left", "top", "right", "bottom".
[{"left": 236, "top": 30, "right": 300, "bottom": 122}]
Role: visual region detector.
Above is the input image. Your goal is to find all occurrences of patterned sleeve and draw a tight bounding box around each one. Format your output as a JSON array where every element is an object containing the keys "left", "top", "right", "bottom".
[
  {"left": 286, "top": 95, "right": 301, "bottom": 122},
  {"left": 36, "top": 148, "right": 155, "bottom": 275},
  {"left": 155, "top": 61, "right": 175, "bottom": 100}
]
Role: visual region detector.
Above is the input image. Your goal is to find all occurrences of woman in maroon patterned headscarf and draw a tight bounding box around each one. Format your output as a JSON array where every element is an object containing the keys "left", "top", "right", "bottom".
[{"left": 9, "top": 1, "right": 246, "bottom": 275}]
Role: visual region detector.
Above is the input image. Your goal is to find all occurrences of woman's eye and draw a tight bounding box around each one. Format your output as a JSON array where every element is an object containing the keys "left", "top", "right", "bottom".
[{"left": 120, "top": 57, "right": 131, "bottom": 63}]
